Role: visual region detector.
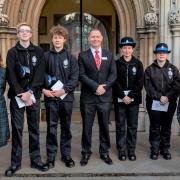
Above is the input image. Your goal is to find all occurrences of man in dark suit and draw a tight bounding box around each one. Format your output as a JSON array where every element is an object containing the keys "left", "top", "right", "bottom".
[{"left": 78, "top": 28, "right": 117, "bottom": 166}]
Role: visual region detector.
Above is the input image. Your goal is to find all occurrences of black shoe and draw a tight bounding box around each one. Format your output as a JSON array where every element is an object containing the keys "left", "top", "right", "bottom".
[
  {"left": 150, "top": 151, "right": 159, "bottom": 160},
  {"left": 46, "top": 159, "right": 55, "bottom": 169},
  {"left": 118, "top": 152, "right": 126, "bottom": 161},
  {"left": 61, "top": 156, "right": 75, "bottom": 168},
  {"left": 80, "top": 155, "right": 90, "bottom": 166},
  {"left": 5, "top": 165, "right": 21, "bottom": 177},
  {"left": 160, "top": 150, "right": 171, "bottom": 160},
  {"left": 128, "top": 154, "right": 136, "bottom": 161},
  {"left": 31, "top": 161, "right": 49, "bottom": 171},
  {"left": 100, "top": 154, "right": 113, "bottom": 165}
]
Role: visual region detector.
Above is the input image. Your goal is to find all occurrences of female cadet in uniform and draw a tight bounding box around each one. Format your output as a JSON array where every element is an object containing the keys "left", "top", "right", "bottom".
[
  {"left": 113, "top": 37, "right": 144, "bottom": 161},
  {"left": 144, "top": 43, "right": 180, "bottom": 160}
]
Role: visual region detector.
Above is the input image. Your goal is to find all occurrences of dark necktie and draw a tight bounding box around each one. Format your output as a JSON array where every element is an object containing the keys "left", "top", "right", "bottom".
[{"left": 95, "top": 50, "right": 101, "bottom": 70}]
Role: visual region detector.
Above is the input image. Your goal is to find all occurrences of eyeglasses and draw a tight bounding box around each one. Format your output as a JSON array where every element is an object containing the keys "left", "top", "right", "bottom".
[{"left": 18, "top": 29, "right": 31, "bottom": 33}]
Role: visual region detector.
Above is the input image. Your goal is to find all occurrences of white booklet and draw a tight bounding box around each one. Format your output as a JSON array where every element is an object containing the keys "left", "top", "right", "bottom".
[
  {"left": 51, "top": 80, "right": 67, "bottom": 100},
  {"left": 15, "top": 94, "right": 36, "bottom": 108},
  {"left": 151, "top": 100, "right": 169, "bottom": 112}
]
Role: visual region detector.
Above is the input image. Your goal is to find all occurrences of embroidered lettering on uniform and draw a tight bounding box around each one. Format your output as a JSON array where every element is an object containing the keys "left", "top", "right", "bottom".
[
  {"left": 101, "top": 57, "right": 108, "bottom": 60},
  {"left": 32, "top": 56, "right": 37, "bottom": 66},
  {"left": 168, "top": 67, "right": 173, "bottom": 79},
  {"left": 63, "top": 59, "right": 68, "bottom": 68},
  {"left": 132, "top": 66, "right": 137, "bottom": 75}
]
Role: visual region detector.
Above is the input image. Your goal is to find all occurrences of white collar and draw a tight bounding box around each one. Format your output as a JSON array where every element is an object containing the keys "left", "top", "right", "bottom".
[{"left": 90, "top": 47, "right": 102, "bottom": 55}]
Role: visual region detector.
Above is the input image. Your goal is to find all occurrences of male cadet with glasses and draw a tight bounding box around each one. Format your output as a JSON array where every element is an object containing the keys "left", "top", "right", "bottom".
[
  {"left": 5, "top": 22, "right": 48, "bottom": 177},
  {"left": 78, "top": 28, "right": 117, "bottom": 166},
  {"left": 144, "top": 43, "right": 180, "bottom": 160},
  {"left": 113, "top": 37, "right": 144, "bottom": 161},
  {"left": 42, "top": 25, "right": 79, "bottom": 168}
]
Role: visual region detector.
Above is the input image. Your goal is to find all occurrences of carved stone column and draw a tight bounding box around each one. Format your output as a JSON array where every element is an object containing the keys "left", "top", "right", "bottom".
[
  {"left": 168, "top": 0, "right": 180, "bottom": 134},
  {"left": 170, "top": 24, "right": 180, "bottom": 67},
  {"left": 0, "top": 0, "right": 16, "bottom": 63},
  {"left": 0, "top": 27, "right": 17, "bottom": 62},
  {"left": 137, "top": 27, "right": 157, "bottom": 133},
  {"left": 143, "top": 1, "right": 158, "bottom": 66},
  {"left": 144, "top": 1, "right": 158, "bottom": 66},
  {"left": 168, "top": 1, "right": 180, "bottom": 68},
  {"left": 137, "top": 0, "right": 158, "bottom": 133}
]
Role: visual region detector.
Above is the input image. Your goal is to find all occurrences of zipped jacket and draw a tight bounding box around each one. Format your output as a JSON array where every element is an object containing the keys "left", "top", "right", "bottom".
[
  {"left": 6, "top": 42, "right": 45, "bottom": 99},
  {"left": 44, "top": 48, "right": 79, "bottom": 102},
  {"left": 144, "top": 60, "right": 180, "bottom": 102},
  {"left": 113, "top": 56, "right": 144, "bottom": 105}
]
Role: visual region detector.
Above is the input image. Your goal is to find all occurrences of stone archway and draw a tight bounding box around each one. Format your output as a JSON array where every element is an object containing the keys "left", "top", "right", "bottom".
[
  {"left": 1, "top": 0, "right": 152, "bottom": 69},
  {"left": 4, "top": 0, "right": 146, "bottom": 43}
]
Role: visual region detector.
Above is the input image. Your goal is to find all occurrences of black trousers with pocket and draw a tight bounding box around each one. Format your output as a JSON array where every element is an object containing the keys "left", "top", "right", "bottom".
[{"left": 146, "top": 100, "right": 176, "bottom": 152}]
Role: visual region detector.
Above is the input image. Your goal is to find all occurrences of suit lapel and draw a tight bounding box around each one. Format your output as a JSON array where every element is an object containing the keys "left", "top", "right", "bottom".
[
  {"left": 87, "top": 49, "right": 98, "bottom": 70},
  {"left": 100, "top": 49, "right": 108, "bottom": 70}
]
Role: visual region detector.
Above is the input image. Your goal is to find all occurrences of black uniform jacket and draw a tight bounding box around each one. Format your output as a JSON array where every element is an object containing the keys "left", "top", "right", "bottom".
[
  {"left": 113, "top": 56, "right": 144, "bottom": 105},
  {"left": 78, "top": 48, "right": 117, "bottom": 103},
  {"left": 6, "top": 42, "right": 45, "bottom": 99},
  {"left": 44, "top": 49, "right": 79, "bottom": 102},
  {"left": 144, "top": 60, "right": 180, "bottom": 103}
]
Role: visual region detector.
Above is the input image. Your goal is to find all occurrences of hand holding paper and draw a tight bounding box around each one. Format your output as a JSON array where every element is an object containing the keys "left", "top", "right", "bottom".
[
  {"left": 151, "top": 100, "right": 169, "bottom": 112},
  {"left": 51, "top": 80, "right": 67, "bottom": 100},
  {"left": 15, "top": 94, "right": 36, "bottom": 108}
]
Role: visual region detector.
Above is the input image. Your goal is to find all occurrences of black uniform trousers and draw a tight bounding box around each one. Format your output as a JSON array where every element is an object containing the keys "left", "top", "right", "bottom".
[
  {"left": 10, "top": 99, "right": 41, "bottom": 167},
  {"left": 114, "top": 103, "right": 139, "bottom": 154},
  {"left": 45, "top": 100, "right": 73, "bottom": 161},
  {"left": 146, "top": 100, "right": 176, "bottom": 152},
  {"left": 80, "top": 102, "right": 111, "bottom": 156}
]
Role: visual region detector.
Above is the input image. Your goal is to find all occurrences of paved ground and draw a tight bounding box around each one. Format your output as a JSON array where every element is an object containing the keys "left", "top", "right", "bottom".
[{"left": 0, "top": 121, "right": 180, "bottom": 180}]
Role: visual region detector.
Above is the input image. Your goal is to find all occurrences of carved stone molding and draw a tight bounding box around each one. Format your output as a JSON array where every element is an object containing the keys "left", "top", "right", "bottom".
[
  {"left": 168, "top": 9, "right": 180, "bottom": 25},
  {"left": 168, "top": 0, "right": 180, "bottom": 25},
  {"left": 148, "top": 0, "right": 156, "bottom": 12},
  {"left": 0, "top": 0, "right": 9, "bottom": 26},
  {"left": 144, "top": 0, "right": 158, "bottom": 27},
  {"left": 145, "top": 12, "right": 158, "bottom": 26}
]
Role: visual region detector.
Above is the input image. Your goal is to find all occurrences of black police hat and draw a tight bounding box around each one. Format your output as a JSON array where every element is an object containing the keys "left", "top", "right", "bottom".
[
  {"left": 119, "top": 37, "right": 136, "bottom": 48},
  {"left": 153, "top": 43, "right": 171, "bottom": 54}
]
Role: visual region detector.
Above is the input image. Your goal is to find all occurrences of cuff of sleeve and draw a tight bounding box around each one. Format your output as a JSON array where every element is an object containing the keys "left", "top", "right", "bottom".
[
  {"left": 28, "top": 89, "right": 33, "bottom": 94},
  {"left": 15, "top": 88, "right": 25, "bottom": 95},
  {"left": 63, "top": 86, "right": 69, "bottom": 93}
]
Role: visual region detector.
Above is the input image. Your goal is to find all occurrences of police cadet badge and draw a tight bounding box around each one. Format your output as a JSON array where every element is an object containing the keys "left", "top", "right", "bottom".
[
  {"left": 132, "top": 66, "right": 137, "bottom": 75},
  {"left": 168, "top": 68, "right": 173, "bottom": 79},
  {"left": 63, "top": 59, "right": 68, "bottom": 68},
  {"left": 32, "top": 56, "right": 37, "bottom": 66}
]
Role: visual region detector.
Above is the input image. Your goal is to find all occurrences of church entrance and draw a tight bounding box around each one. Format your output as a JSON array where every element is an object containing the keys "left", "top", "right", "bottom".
[{"left": 38, "top": 0, "right": 119, "bottom": 55}]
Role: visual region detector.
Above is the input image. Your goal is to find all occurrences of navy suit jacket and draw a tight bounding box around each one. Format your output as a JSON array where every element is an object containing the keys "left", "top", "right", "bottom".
[{"left": 78, "top": 48, "right": 117, "bottom": 103}]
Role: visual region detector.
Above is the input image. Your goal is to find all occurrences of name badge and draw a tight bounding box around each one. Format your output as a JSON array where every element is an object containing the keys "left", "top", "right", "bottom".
[{"left": 102, "top": 57, "right": 108, "bottom": 61}]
